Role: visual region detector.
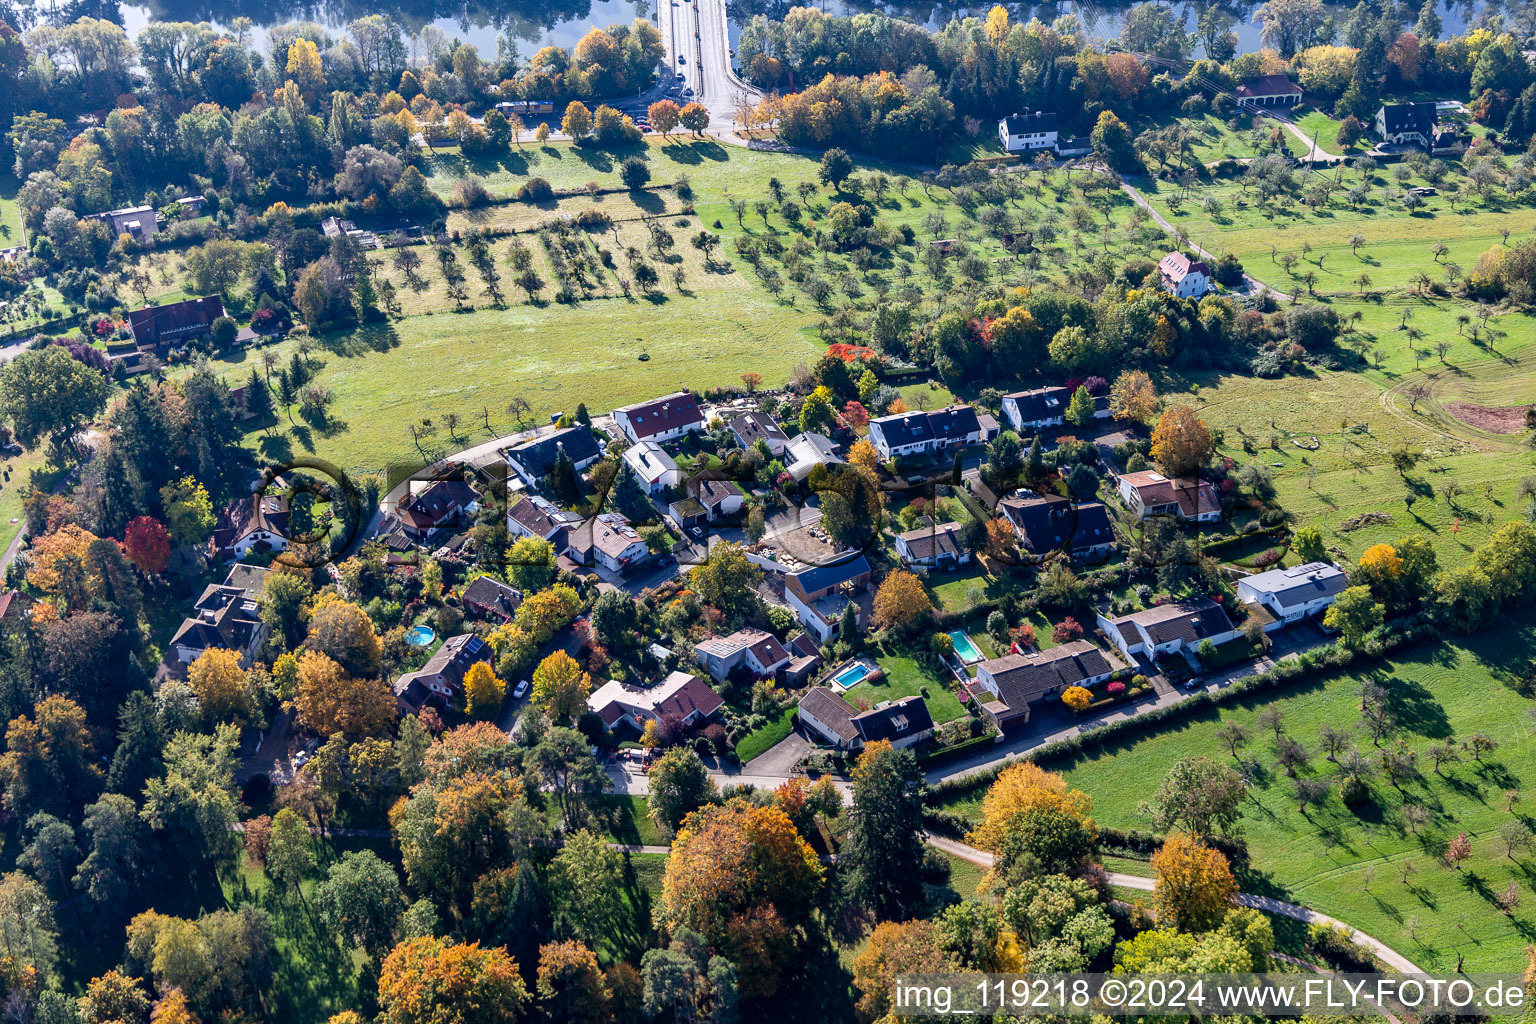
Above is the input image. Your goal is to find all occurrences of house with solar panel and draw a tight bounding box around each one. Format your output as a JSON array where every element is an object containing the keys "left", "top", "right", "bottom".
[{"left": 1236, "top": 562, "right": 1348, "bottom": 624}]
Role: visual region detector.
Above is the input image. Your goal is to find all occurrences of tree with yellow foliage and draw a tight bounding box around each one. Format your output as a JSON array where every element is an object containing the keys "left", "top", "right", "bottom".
[
  {"left": 871, "top": 569, "right": 932, "bottom": 632},
  {"left": 967, "top": 761, "right": 1096, "bottom": 852},
  {"left": 78, "top": 971, "right": 150, "bottom": 1024},
  {"left": 847, "top": 438, "right": 880, "bottom": 471},
  {"left": 285, "top": 37, "right": 325, "bottom": 93},
  {"left": 186, "top": 648, "right": 254, "bottom": 726},
  {"left": 1355, "top": 543, "right": 1405, "bottom": 604},
  {"left": 150, "top": 989, "right": 201, "bottom": 1024},
  {"left": 529, "top": 650, "right": 591, "bottom": 724},
  {"left": 292, "top": 650, "right": 396, "bottom": 738},
  {"left": 25, "top": 523, "right": 99, "bottom": 592},
  {"left": 561, "top": 100, "right": 592, "bottom": 140},
  {"left": 850, "top": 919, "right": 949, "bottom": 1022},
  {"left": 1151, "top": 833, "right": 1237, "bottom": 932},
  {"left": 1109, "top": 369, "right": 1159, "bottom": 423},
  {"left": 639, "top": 719, "right": 661, "bottom": 749},
  {"left": 1150, "top": 405, "right": 1213, "bottom": 476},
  {"left": 306, "top": 596, "right": 382, "bottom": 676},
  {"left": 1060, "top": 685, "right": 1093, "bottom": 712},
  {"left": 378, "top": 936, "right": 529, "bottom": 1024},
  {"left": 983, "top": 4, "right": 1010, "bottom": 47},
  {"left": 463, "top": 662, "right": 504, "bottom": 719}
]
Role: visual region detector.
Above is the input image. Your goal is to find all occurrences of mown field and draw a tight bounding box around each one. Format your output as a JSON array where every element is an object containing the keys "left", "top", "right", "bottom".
[
  {"left": 939, "top": 609, "right": 1536, "bottom": 972},
  {"left": 0, "top": 174, "right": 23, "bottom": 249}
]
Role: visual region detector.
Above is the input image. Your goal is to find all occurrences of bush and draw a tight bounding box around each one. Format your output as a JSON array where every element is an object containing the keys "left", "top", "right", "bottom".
[
  {"left": 1061, "top": 685, "right": 1092, "bottom": 712},
  {"left": 518, "top": 177, "right": 554, "bottom": 201}
]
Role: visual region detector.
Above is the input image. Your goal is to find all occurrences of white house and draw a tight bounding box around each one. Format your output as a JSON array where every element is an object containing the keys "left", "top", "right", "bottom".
[
  {"left": 785, "top": 432, "right": 842, "bottom": 482},
  {"left": 1098, "top": 597, "right": 1241, "bottom": 659},
  {"left": 587, "top": 671, "right": 725, "bottom": 732},
  {"left": 1158, "top": 252, "right": 1213, "bottom": 299},
  {"left": 1375, "top": 102, "right": 1437, "bottom": 146},
  {"left": 612, "top": 390, "right": 706, "bottom": 445},
  {"left": 1116, "top": 471, "right": 1222, "bottom": 523},
  {"left": 1236, "top": 562, "right": 1348, "bottom": 623},
  {"left": 694, "top": 628, "right": 791, "bottom": 681},
  {"left": 1001, "top": 386, "right": 1069, "bottom": 433},
  {"left": 624, "top": 441, "right": 682, "bottom": 494},
  {"left": 998, "top": 111, "right": 1059, "bottom": 153},
  {"left": 797, "top": 688, "right": 934, "bottom": 750},
  {"left": 690, "top": 477, "right": 744, "bottom": 521},
  {"left": 867, "top": 405, "right": 987, "bottom": 461},
  {"left": 566, "top": 512, "right": 650, "bottom": 574},
  {"left": 503, "top": 426, "right": 603, "bottom": 487},
  {"left": 99, "top": 206, "right": 159, "bottom": 243},
  {"left": 894, "top": 521, "right": 970, "bottom": 569}
]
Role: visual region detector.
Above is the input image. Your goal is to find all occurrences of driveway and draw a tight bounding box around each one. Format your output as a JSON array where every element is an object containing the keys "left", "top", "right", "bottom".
[
  {"left": 742, "top": 729, "right": 812, "bottom": 776},
  {"left": 1190, "top": 620, "right": 1329, "bottom": 693}
]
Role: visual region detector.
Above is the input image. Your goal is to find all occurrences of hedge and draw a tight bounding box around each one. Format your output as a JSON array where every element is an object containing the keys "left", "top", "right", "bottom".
[{"left": 917, "top": 731, "right": 998, "bottom": 767}]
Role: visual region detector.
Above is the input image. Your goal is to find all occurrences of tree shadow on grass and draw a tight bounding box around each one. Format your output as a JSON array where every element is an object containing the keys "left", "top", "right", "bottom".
[
  {"left": 1373, "top": 672, "right": 1451, "bottom": 739},
  {"left": 322, "top": 322, "right": 401, "bottom": 358}
]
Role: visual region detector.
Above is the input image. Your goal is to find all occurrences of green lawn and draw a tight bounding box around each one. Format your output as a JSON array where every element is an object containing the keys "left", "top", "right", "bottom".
[
  {"left": 944, "top": 613, "right": 1536, "bottom": 972},
  {"left": 561, "top": 794, "right": 665, "bottom": 847},
  {"left": 0, "top": 445, "right": 68, "bottom": 555},
  {"left": 859, "top": 652, "right": 966, "bottom": 724},
  {"left": 0, "top": 173, "right": 23, "bottom": 249},
  {"left": 737, "top": 704, "right": 796, "bottom": 763}
]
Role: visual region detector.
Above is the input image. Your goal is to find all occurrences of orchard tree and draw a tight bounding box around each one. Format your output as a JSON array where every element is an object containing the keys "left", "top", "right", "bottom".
[{"left": 1148, "top": 756, "right": 1247, "bottom": 839}]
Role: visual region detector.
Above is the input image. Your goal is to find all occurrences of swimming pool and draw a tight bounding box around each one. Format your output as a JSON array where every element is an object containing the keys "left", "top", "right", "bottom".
[
  {"left": 833, "top": 663, "right": 871, "bottom": 688},
  {"left": 405, "top": 625, "right": 436, "bottom": 648},
  {"left": 949, "top": 630, "right": 982, "bottom": 663}
]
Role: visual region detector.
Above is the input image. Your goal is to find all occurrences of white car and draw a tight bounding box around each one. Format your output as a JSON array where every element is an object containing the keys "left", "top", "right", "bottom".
[{"left": 513, "top": 680, "right": 530, "bottom": 698}]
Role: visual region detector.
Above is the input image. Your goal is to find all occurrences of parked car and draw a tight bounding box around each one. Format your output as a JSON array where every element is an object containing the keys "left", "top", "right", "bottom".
[
  {"left": 513, "top": 680, "right": 529, "bottom": 698},
  {"left": 678, "top": 55, "right": 686, "bottom": 64}
]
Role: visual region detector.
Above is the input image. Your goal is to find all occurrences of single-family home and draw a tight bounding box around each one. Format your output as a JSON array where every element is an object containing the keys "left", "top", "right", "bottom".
[
  {"left": 694, "top": 627, "right": 791, "bottom": 681},
  {"left": 728, "top": 411, "right": 789, "bottom": 456},
  {"left": 1158, "top": 252, "right": 1214, "bottom": 299},
  {"left": 971, "top": 639, "right": 1128, "bottom": 730},
  {"left": 1001, "top": 386, "right": 1069, "bottom": 433},
  {"left": 784, "top": 632, "right": 824, "bottom": 685},
  {"left": 174, "top": 194, "right": 207, "bottom": 215},
  {"left": 503, "top": 426, "right": 603, "bottom": 487},
  {"left": 99, "top": 205, "right": 159, "bottom": 243},
  {"left": 566, "top": 512, "right": 650, "bottom": 574},
  {"left": 128, "top": 295, "right": 226, "bottom": 351},
  {"left": 460, "top": 575, "right": 523, "bottom": 623},
  {"left": 999, "top": 492, "right": 1117, "bottom": 560},
  {"left": 587, "top": 670, "right": 725, "bottom": 732},
  {"left": 612, "top": 390, "right": 706, "bottom": 446},
  {"left": 397, "top": 479, "right": 479, "bottom": 540},
  {"left": 894, "top": 521, "right": 970, "bottom": 569},
  {"left": 164, "top": 564, "right": 271, "bottom": 672},
  {"left": 1116, "top": 470, "right": 1222, "bottom": 522},
  {"left": 373, "top": 514, "right": 418, "bottom": 562},
  {"left": 208, "top": 493, "right": 290, "bottom": 562},
  {"left": 797, "top": 689, "right": 934, "bottom": 750},
  {"left": 998, "top": 111, "right": 1060, "bottom": 153},
  {"left": 1236, "top": 561, "right": 1348, "bottom": 624},
  {"left": 689, "top": 477, "right": 744, "bottom": 521},
  {"left": 867, "top": 405, "right": 988, "bottom": 460},
  {"left": 321, "top": 216, "right": 357, "bottom": 237},
  {"left": 507, "top": 494, "right": 582, "bottom": 545},
  {"left": 393, "top": 634, "right": 493, "bottom": 713},
  {"left": 785, "top": 432, "right": 842, "bottom": 482},
  {"left": 784, "top": 553, "right": 871, "bottom": 641},
  {"left": 1098, "top": 597, "right": 1241, "bottom": 659},
  {"left": 1235, "top": 74, "right": 1302, "bottom": 107},
  {"left": 1375, "top": 102, "right": 1437, "bottom": 146},
  {"left": 624, "top": 441, "right": 683, "bottom": 495}
]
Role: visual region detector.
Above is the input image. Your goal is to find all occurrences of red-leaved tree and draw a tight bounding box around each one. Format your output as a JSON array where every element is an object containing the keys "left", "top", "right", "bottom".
[{"left": 122, "top": 516, "right": 171, "bottom": 575}]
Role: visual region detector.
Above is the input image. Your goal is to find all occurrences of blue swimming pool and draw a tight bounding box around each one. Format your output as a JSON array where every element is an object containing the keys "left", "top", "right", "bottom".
[
  {"left": 405, "top": 625, "right": 436, "bottom": 648},
  {"left": 833, "top": 663, "right": 871, "bottom": 688},
  {"left": 950, "top": 630, "right": 982, "bottom": 663}
]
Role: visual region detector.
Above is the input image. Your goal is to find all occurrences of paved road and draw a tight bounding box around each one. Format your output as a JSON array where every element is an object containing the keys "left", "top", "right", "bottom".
[{"left": 660, "top": 0, "right": 760, "bottom": 135}]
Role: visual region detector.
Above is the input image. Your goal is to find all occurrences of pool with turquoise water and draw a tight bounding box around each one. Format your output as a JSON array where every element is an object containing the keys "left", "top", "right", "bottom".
[
  {"left": 405, "top": 625, "right": 436, "bottom": 648},
  {"left": 949, "top": 630, "right": 982, "bottom": 662},
  {"left": 833, "top": 663, "right": 871, "bottom": 687}
]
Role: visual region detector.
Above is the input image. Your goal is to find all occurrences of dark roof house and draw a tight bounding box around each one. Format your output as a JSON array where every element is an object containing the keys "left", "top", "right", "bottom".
[
  {"left": 397, "top": 479, "right": 479, "bottom": 537},
  {"left": 129, "top": 296, "right": 226, "bottom": 351},
  {"left": 999, "top": 492, "right": 1116, "bottom": 558},
  {"left": 394, "top": 634, "right": 492, "bottom": 712},
  {"left": 504, "top": 426, "right": 603, "bottom": 485},
  {"left": 461, "top": 575, "right": 523, "bottom": 622}
]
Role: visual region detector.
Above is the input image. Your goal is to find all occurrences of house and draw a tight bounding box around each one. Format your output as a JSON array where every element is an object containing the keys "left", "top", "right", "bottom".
[
  {"left": 624, "top": 441, "right": 683, "bottom": 495},
  {"left": 785, "top": 432, "right": 842, "bottom": 482},
  {"left": 612, "top": 390, "right": 706, "bottom": 445},
  {"left": 999, "top": 492, "right": 1117, "bottom": 560},
  {"left": 1235, "top": 74, "right": 1302, "bottom": 107},
  {"left": 1001, "top": 386, "right": 1070, "bottom": 432},
  {"left": 972, "top": 639, "right": 1128, "bottom": 730},
  {"left": 784, "top": 632, "right": 824, "bottom": 685},
  {"left": 1375, "top": 102, "right": 1437, "bottom": 146},
  {"left": 374, "top": 513, "right": 419, "bottom": 562},
  {"left": 690, "top": 477, "right": 744, "bottom": 521},
  {"left": 461, "top": 575, "right": 523, "bottom": 623},
  {"left": 694, "top": 627, "right": 791, "bottom": 681},
  {"left": 506, "top": 494, "right": 582, "bottom": 545},
  {"left": 1116, "top": 470, "right": 1222, "bottom": 522},
  {"left": 728, "top": 411, "right": 789, "bottom": 456},
  {"left": 393, "top": 634, "right": 492, "bottom": 713},
  {"left": 503, "top": 426, "right": 603, "bottom": 487},
  {"left": 397, "top": 479, "right": 479, "bottom": 540},
  {"left": 1055, "top": 136, "right": 1092, "bottom": 156},
  {"left": 894, "top": 521, "right": 970, "bottom": 569},
  {"left": 998, "top": 111, "right": 1059, "bottom": 153},
  {"left": 164, "top": 564, "right": 271, "bottom": 672},
  {"left": 1099, "top": 597, "right": 1241, "bottom": 659},
  {"left": 174, "top": 194, "right": 207, "bottom": 215},
  {"left": 1236, "top": 561, "right": 1348, "bottom": 624},
  {"left": 797, "top": 688, "right": 934, "bottom": 750},
  {"left": 867, "top": 405, "right": 988, "bottom": 460},
  {"left": 784, "top": 553, "right": 872, "bottom": 641},
  {"left": 208, "top": 493, "right": 290, "bottom": 562},
  {"left": 1158, "top": 252, "right": 1213, "bottom": 299},
  {"left": 566, "top": 512, "right": 649, "bottom": 574},
  {"left": 128, "top": 296, "right": 226, "bottom": 351},
  {"left": 321, "top": 216, "right": 357, "bottom": 238},
  {"left": 99, "top": 205, "right": 159, "bottom": 243},
  {"left": 587, "top": 670, "right": 725, "bottom": 732}
]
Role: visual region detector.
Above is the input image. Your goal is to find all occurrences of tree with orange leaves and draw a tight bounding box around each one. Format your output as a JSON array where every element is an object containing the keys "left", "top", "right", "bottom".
[
  {"left": 392, "top": 769, "right": 525, "bottom": 912},
  {"left": 985, "top": 517, "right": 1016, "bottom": 559},
  {"left": 536, "top": 940, "right": 609, "bottom": 1021},
  {"left": 847, "top": 438, "right": 880, "bottom": 471},
  {"left": 25, "top": 523, "right": 99, "bottom": 593},
  {"left": 850, "top": 920, "right": 949, "bottom": 1023},
  {"left": 1150, "top": 405, "right": 1213, "bottom": 476},
  {"left": 1151, "top": 833, "right": 1237, "bottom": 932},
  {"left": 377, "top": 936, "right": 529, "bottom": 1024},
  {"left": 967, "top": 761, "right": 1096, "bottom": 852},
  {"left": 871, "top": 569, "right": 932, "bottom": 632},
  {"left": 292, "top": 650, "right": 396, "bottom": 739},
  {"left": 150, "top": 989, "right": 200, "bottom": 1024},
  {"left": 422, "top": 722, "right": 518, "bottom": 786}
]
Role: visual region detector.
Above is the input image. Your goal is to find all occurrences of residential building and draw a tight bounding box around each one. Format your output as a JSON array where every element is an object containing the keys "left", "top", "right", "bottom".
[
  {"left": 566, "top": 512, "right": 649, "bottom": 574},
  {"left": 503, "top": 426, "right": 603, "bottom": 487},
  {"left": 612, "top": 390, "right": 705, "bottom": 445},
  {"left": 785, "top": 432, "right": 842, "bottom": 482},
  {"left": 797, "top": 688, "right": 934, "bottom": 750},
  {"left": 689, "top": 477, "right": 744, "bottom": 521},
  {"left": 1236, "top": 562, "right": 1348, "bottom": 623},
  {"left": 506, "top": 494, "right": 582, "bottom": 545},
  {"left": 587, "top": 670, "right": 725, "bottom": 732},
  {"left": 1375, "top": 102, "right": 1437, "bottom": 146},
  {"left": 694, "top": 627, "right": 791, "bottom": 681},
  {"left": 784, "top": 554, "right": 871, "bottom": 641},
  {"left": 1116, "top": 470, "right": 1222, "bottom": 522},
  {"left": 174, "top": 195, "right": 207, "bottom": 214},
  {"left": 999, "top": 492, "right": 1117, "bottom": 560},
  {"left": 397, "top": 479, "right": 479, "bottom": 540},
  {"left": 894, "top": 521, "right": 970, "bottom": 569},
  {"left": 164, "top": 565, "right": 271, "bottom": 672},
  {"left": 1001, "top": 386, "right": 1069, "bottom": 432},
  {"left": 972, "top": 639, "right": 1127, "bottom": 730},
  {"left": 128, "top": 296, "right": 226, "bottom": 351},
  {"left": 784, "top": 633, "right": 824, "bottom": 685},
  {"left": 624, "top": 441, "right": 683, "bottom": 495},
  {"left": 998, "top": 111, "right": 1059, "bottom": 153},
  {"left": 1098, "top": 597, "right": 1241, "bottom": 659},
  {"left": 99, "top": 205, "right": 159, "bottom": 243},
  {"left": 208, "top": 493, "right": 290, "bottom": 562},
  {"left": 727, "top": 411, "right": 789, "bottom": 456},
  {"left": 867, "top": 405, "right": 987, "bottom": 460},
  {"left": 373, "top": 514, "right": 418, "bottom": 562},
  {"left": 393, "top": 634, "right": 492, "bottom": 713},
  {"left": 1158, "top": 252, "right": 1214, "bottom": 299},
  {"left": 461, "top": 575, "right": 523, "bottom": 623},
  {"left": 1235, "top": 74, "right": 1302, "bottom": 107}
]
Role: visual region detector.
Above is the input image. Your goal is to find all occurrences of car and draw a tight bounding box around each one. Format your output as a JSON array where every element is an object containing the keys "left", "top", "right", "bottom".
[
  {"left": 677, "top": 55, "right": 685, "bottom": 64},
  {"left": 683, "top": 88, "right": 694, "bottom": 96},
  {"left": 676, "top": 71, "right": 685, "bottom": 80},
  {"left": 0, "top": 441, "right": 21, "bottom": 456},
  {"left": 513, "top": 680, "right": 529, "bottom": 698}
]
